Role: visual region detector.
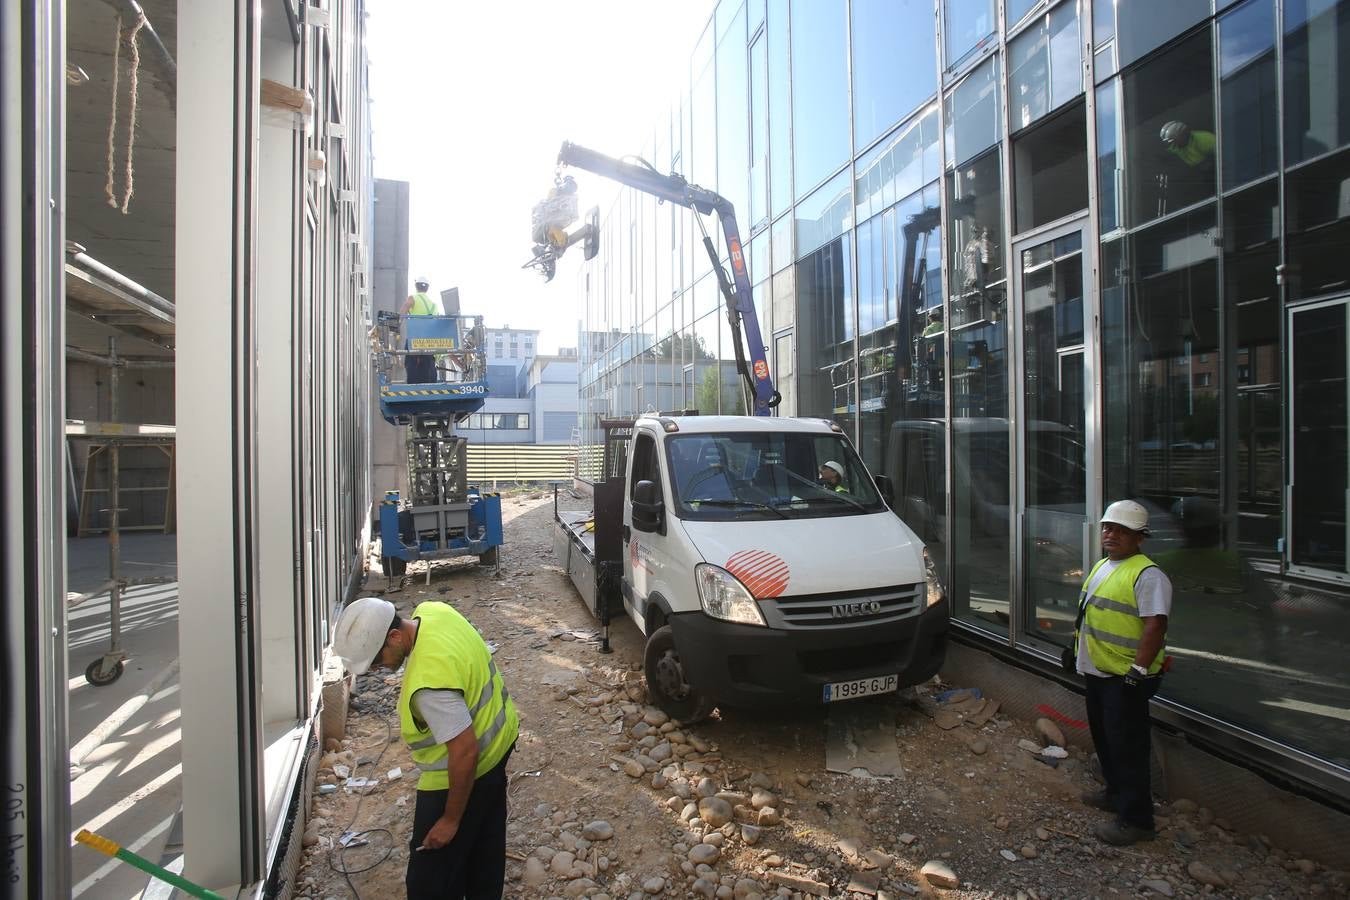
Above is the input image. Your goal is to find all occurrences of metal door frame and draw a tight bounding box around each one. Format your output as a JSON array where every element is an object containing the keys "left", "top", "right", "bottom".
[
  {"left": 1009, "top": 215, "right": 1097, "bottom": 653},
  {"left": 1285, "top": 296, "right": 1350, "bottom": 585}
]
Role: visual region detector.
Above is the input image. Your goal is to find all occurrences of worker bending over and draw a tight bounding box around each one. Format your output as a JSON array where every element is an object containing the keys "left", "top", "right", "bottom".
[{"left": 334, "top": 596, "right": 518, "bottom": 898}]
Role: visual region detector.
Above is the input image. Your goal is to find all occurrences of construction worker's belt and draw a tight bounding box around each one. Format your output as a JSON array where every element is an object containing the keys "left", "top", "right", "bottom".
[
  {"left": 1073, "top": 554, "right": 1165, "bottom": 676},
  {"left": 398, "top": 602, "right": 519, "bottom": 790}
]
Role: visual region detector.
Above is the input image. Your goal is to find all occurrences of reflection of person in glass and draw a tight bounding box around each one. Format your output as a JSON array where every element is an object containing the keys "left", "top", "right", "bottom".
[
  {"left": 818, "top": 460, "right": 847, "bottom": 493},
  {"left": 1159, "top": 120, "right": 1215, "bottom": 168},
  {"left": 1069, "top": 500, "right": 1172, "bottom": 847},
  {"left": 922, "top": 308, "right": 944, "bottom": 337}
]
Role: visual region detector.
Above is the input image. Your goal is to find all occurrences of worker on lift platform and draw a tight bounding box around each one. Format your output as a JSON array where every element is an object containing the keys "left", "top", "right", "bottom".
[{"left": 401, "top": 276, "right": 442, "bottom": 383}]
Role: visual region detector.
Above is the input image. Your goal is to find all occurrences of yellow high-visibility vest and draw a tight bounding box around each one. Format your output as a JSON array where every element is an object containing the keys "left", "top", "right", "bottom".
[
  {"left": 408, "top": 292, "right": 440, "bottom": 316},
  {"left": 398, "top": 602, "right": 518, "bottom": 791},
  {"left": 1074, "top": 554, "right": 1165, "bottom": 676}
]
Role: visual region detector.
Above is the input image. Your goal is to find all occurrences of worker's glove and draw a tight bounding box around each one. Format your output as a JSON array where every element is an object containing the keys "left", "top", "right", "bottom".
[
  {"left": 1123, "top": 665, "right": 1160, "bottom": 697},
  {"left": 1123, "top": 666, "right": 1145, "bottom": 689},
  {"left": 1059, "top": 647, "right": 1076, "bottom": 675}
]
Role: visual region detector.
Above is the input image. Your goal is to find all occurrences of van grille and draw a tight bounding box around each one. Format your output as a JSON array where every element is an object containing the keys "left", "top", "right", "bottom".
[{"left": 765, "top": 584, "right": 923, "bottom": 628}]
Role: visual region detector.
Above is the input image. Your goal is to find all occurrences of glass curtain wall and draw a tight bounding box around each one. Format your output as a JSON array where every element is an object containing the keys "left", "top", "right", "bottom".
[{"left": 572, "top": 0, "right": 1350, "bottom": 778}]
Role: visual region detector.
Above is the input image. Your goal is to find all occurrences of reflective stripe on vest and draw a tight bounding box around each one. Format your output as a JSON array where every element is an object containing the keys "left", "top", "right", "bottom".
[
  {"left": 398, "top": 602, "right": 519, "bottom": 790},
  {"left": 1073, "top": 554, "right": 1165, "bottom": 676},
  {"left": 409, "top": 292, "right": 438, "bottom": 316}
]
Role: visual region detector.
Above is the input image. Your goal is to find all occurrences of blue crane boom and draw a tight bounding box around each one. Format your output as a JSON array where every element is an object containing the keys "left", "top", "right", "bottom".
[{"left": 538, "top": 141, "right": 781, "bottom": 416}]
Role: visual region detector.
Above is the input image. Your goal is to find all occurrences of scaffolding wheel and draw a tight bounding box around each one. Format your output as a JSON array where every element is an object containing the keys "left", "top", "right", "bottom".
[{"left": 86, "top": 656, "right": 125, "bottom": 687}]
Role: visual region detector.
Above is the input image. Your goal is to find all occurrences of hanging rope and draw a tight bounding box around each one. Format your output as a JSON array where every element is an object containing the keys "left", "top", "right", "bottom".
[
  {"left": 120, "top": 13, "right": 146, "bottom": 214},
  {"left": 104, "top": 14, "right": 123, "bottom": 209},
  {"left": 104, "top": 12, "right": 147, "bottom": 215}
]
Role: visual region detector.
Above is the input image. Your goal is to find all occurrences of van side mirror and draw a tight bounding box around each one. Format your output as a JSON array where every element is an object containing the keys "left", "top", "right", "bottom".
[
  {"left": 632, "top": 479, "right": 665, "bottom": 533},
  {"left": 874, "top": 474, "right": 895, "bottom": 507}
]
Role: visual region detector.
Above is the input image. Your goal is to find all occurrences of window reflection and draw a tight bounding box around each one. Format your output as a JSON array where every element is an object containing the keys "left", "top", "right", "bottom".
[
  {"left": 1286, "top": 148, "right": 1350, "bottom": 302},
  {"left": 1013, "top": 100, "right": 1089, "bottom": 233},
  {"left": 1115, "top": 0, "right": 1207, "bottom": 67},
  {"left": 948, "top": 149, "right": 1010, "bottom": 633},
  {"left": 1219, "top": 0, "right": 1278, "bottom": 189},
  {"left": 791, "top": 0, "right": 850, "bottom": 196},
  {"left": 1008, "top": 0, "right": 1082, "bottom": 131},
  {"left": 796, "top": 235, "right": 854, "bottom": 430},
  {"left": 717, "top": 6, "right": 750, "bottom": 235},
  {"left": 1119, "top": 31, "right": 1216, "bottom": 227},
  {"left": 945, "top": 0, "right": 996, "bottom": 68},
  {"left": 945, "top": 55, "right": 1002, "bottom": 166},
  {"left": 1284, "top": 0, "right": 1350, "bottom": 166},
  {"left": 854, "top": 108, "right": 941, "bottom": 225},
  {"left": 852, "top": 0, "right": 938, "bottom": 149},
  {"left": 768, "top": 0, "right": 792, "bottom": 217}
]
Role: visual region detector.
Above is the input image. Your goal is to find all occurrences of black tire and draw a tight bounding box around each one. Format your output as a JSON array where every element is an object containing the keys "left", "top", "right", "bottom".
[
  {"left": 86, "top": 657, "right": 124, "bottom": 686},
  {"left": 381, "top": 555, "right": 407, "bottom": 579},
  {"left": 643, "top": 625, "right": 715, "bottom": 724},
  {"left": 479, "top": 546, "right": 499, "bottom": 567}
]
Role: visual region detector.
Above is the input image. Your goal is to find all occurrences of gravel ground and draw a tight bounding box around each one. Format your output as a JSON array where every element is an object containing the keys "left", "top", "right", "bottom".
[{"left": 293, "top": 493, "right": 1348, "bottom": 900}]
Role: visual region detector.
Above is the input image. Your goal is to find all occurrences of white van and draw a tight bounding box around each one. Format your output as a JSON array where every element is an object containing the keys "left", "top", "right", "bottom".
[{"left": 556, "top": 414, "right": 949, "bottom": 721}]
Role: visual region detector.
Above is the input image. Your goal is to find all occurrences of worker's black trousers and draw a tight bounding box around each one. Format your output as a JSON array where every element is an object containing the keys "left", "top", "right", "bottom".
[
  {"left": 406, "top": 746, "right": 513, "bottom": 899},
  {"left": 405, "top": 354, "right": 436, "bottom": 384},
  {"left": 1084, "top": 674, "right": 1158, "bottom": 830}
]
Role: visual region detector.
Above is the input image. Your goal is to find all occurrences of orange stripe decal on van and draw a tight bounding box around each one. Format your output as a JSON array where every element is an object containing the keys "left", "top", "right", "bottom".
[{"left": 725, "top": 549, "right": 790, "bottom": 599}]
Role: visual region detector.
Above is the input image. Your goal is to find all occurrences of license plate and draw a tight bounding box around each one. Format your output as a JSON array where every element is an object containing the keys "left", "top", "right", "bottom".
[{"left": 822, "top": 674, "right": 899, "bottom": 703}]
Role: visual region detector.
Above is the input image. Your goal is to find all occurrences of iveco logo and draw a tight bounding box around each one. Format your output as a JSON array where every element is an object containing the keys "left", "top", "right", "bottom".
[{"left": 831, "top": 600, "right": 882, "bottom": 619}]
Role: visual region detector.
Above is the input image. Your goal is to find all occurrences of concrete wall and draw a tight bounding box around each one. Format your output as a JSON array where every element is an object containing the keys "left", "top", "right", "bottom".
[{"left": 370, "top": 178, "right": 410, "bottom": 504}]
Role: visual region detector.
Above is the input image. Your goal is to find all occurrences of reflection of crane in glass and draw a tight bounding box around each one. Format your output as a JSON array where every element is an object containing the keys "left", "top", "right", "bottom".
[{"left": 900, "top": 204, "right": 945, "bottom": 407}]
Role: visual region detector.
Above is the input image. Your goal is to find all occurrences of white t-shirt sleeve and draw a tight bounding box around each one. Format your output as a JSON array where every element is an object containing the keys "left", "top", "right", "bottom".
[
  {"left": 1135, "top": 565, "right": 1173, "bottom": 619},
  {"left": 410, "top": 689, "right": 473, "bottom": 745}
]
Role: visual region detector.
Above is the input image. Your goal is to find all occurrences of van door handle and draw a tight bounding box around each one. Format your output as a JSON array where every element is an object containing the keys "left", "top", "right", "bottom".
[{"left": 623, "top": 524, "right": 631, "bottom": 543}]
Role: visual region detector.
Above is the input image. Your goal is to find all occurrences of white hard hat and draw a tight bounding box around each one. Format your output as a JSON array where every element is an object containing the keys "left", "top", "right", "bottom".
[
  {"left": 414, "top": 275, "right": 430, "bottom": 287},
  {"left": 332, "top": 596, "right": 396, "bottom": 675},
  {"left": 1101, "top": 499, "right": 1150, "bottom": 535},
  {"left": 823, "top": 460, "right": 844, "bottom": 478}
]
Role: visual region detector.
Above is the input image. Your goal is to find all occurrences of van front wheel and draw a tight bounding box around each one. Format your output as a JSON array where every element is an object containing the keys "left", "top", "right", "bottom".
[{"left": 643, "top": 625, "right": 715, "bottom": 724}]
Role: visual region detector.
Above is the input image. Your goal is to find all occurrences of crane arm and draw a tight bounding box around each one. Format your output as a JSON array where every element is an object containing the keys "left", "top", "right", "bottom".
[{"left": 554, "top": 141, "right": 780, "bottom": 416}]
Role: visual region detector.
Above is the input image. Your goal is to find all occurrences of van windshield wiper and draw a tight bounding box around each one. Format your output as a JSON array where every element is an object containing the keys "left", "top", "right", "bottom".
[
  {"left": 689, "top": 498, "right": 789, "bottom": 519},
  {"left": 807, "top": 492, "right": 867, "bottom": 512}
]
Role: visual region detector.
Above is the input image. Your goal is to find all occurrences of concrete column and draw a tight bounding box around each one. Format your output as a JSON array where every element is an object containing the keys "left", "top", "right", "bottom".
[{"left": 175, "top": 0, "right": 263, "bottom": 889}]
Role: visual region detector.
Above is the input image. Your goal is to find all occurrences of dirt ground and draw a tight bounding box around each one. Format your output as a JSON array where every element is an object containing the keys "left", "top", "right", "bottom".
[{"left": 293, "top": 494, "right": 1346, "bottom": 900}]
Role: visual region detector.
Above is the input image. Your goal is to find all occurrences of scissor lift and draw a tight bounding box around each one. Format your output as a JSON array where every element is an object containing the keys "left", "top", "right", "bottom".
[{"left": 372, "top": 311, "right": 503, "bottom": 581}]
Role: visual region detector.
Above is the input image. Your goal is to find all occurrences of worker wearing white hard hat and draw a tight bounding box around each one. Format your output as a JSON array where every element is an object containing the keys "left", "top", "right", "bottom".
[
  {"left": 818, "top": 460, "right": 847, "bottom": 493},
  {"left": 332, "top": 596, "right": 518, "bottom": 897},
  {"left": 1065, "top": 499, "right": 1172, "bottom": 848}
]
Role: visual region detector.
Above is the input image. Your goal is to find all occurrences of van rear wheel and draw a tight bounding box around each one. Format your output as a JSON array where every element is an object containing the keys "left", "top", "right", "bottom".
[{"left": 643, "top": 625, "right": 714, "bottom": 724}]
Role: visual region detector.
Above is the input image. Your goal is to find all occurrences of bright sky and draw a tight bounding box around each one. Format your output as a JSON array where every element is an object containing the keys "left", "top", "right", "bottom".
[{"left": 367, "top": 1, "right": 715, "bottom": 354}]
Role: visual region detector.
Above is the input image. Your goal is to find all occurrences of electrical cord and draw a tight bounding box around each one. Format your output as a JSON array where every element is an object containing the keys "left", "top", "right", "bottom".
[{"left": 326, "top": 714, "right": 398, "bottom": 899}]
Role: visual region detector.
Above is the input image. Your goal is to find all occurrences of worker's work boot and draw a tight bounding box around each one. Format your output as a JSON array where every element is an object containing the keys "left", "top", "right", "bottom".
[
  {"left": 1080, "top": 788, "right": 1116, "bottom": 813},
  {"left": 1094, "top": 820, "right": 1155, "bottom": 846}
]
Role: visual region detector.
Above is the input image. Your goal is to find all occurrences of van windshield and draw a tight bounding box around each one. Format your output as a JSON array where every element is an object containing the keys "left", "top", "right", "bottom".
[{"left": 666, "top": 432, "right": 886, "bottom": 520}]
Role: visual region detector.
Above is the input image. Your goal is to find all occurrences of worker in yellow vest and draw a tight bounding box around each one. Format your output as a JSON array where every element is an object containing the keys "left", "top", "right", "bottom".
[
  {"left": 1071, "top": 499, "right": 1172, "bottom": 847},
  {"left": 400, "top": 276, "right": 442, "bottom": 384},
  {"left": 333, "top": 596, "right": 518, "bottom": 898}
]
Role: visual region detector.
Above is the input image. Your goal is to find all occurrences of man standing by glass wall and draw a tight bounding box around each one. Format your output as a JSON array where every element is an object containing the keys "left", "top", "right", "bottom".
[{"left": 1070, "top": 500, "right": 1172, "bottom": 846}]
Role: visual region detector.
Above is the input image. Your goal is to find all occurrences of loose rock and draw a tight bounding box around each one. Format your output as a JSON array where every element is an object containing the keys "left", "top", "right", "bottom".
[
  {"left": 583, "top": 820, "right": 615, "bottom": 841},
  {"left": 1186, "top": 860, "right": 1227, "bottom": 888},
  {"left": 1035, "top": 717, "right": 1066, "bottom": 748},
  {"left": 920, "top": 860, "right": 959, "bottom": 889}
]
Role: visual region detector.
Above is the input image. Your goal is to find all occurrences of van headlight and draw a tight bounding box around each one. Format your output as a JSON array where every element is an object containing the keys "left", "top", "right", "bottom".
[
  {"left": 695, "top": 564, "right": 767, "bottom": 626},
  {"left": 923, "top": 548, "right": 946, "bottom": 608}
]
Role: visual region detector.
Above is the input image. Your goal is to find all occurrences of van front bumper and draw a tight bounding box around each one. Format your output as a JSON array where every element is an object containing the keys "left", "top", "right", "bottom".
[{"left": 667, "top": 599, "right": 949, "bottom": 708}]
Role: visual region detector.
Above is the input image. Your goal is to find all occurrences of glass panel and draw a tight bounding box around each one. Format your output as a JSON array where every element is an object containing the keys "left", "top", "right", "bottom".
[
  {"left": 1021, "top": 232, "right": 1088, "bottom": 645},
  {"left": 717, "top": 7, "right": 750, "bottom": 238},
  {"left": 1286, "top": 147, "right": 1350, "bottom": 302},
  {"left": 1007, "top": 0, "right": 1040, "bottom": 28},
  {"left": 693, "top": 60, "right": 717, "bottom": 277},
  {"left": 1096, "top": 81, "right": 1119, "bottom": 232},
  {"left": 795, "top": 168, "right": 853, "bottom": 258},
  {"left": 1092, "top": 0, "right": 1114, "bottom": 45},
  {"left": 796, "top": 235, "right": 854, "bottom": 431},
  {"left": 1013, "top": 100, "right": 1089, "bottom": 233},
  {"left": 772, "top": 259, "right": 795, "bottom": 332},
  {"left": 1219, "top": 0, "right": 1278, "bottom": 188},
  {"left": 750, "top": 32, "right": 769, "bottom": 229},
  {"left": 769, "top": 0, "right": 792, "bottom": 216},
  {"left": 774, "top": 330, "right": 796, "bottom": 414},
  {"left": 1284, "top": 0, "right": 1350, "bottom": 166},
  {"left": 1094, "top": 44, "right": 1116, "bottom": 80},
  {"left": 771, "top": 212, "right": 794, "bottom": 274},
  {"left": 694, "top": 313, "right": 722, "bottom": 412},
  {"left": 854, "top": 107, "right": 940, "bottom": 225},
  {"left": 1224, "top": 181, "right": 1281, "bottom": 559},
  {"left": 791, "top": 0, "right": 850, "bottom": 196},
  {"left": 1008, "top": 0, "right": 1082, "bottom": 131},
  {"left": 1121, "top": 30, "right": 1216, "bottom": 227},
  {"left": 944, "top": 55, "right": 1002, "bottom": 166},
  {"left": 852, "top": 0, "right": 938, "bottom": 149},
  {"left": 949, "top": 150, "right": 1010, "bottom": 634},
  {"left": 1291, "top": 304, "right": 1347, "bottom": 572},
  {"left": 945, "top": 0, "right": 997, "bottom": 67},
  {"left": 717, "top": 313, "right": 749, "bottom": 414},
  {"left": 1115, "top": 0, "right": 1207, "bottom": 68}
]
